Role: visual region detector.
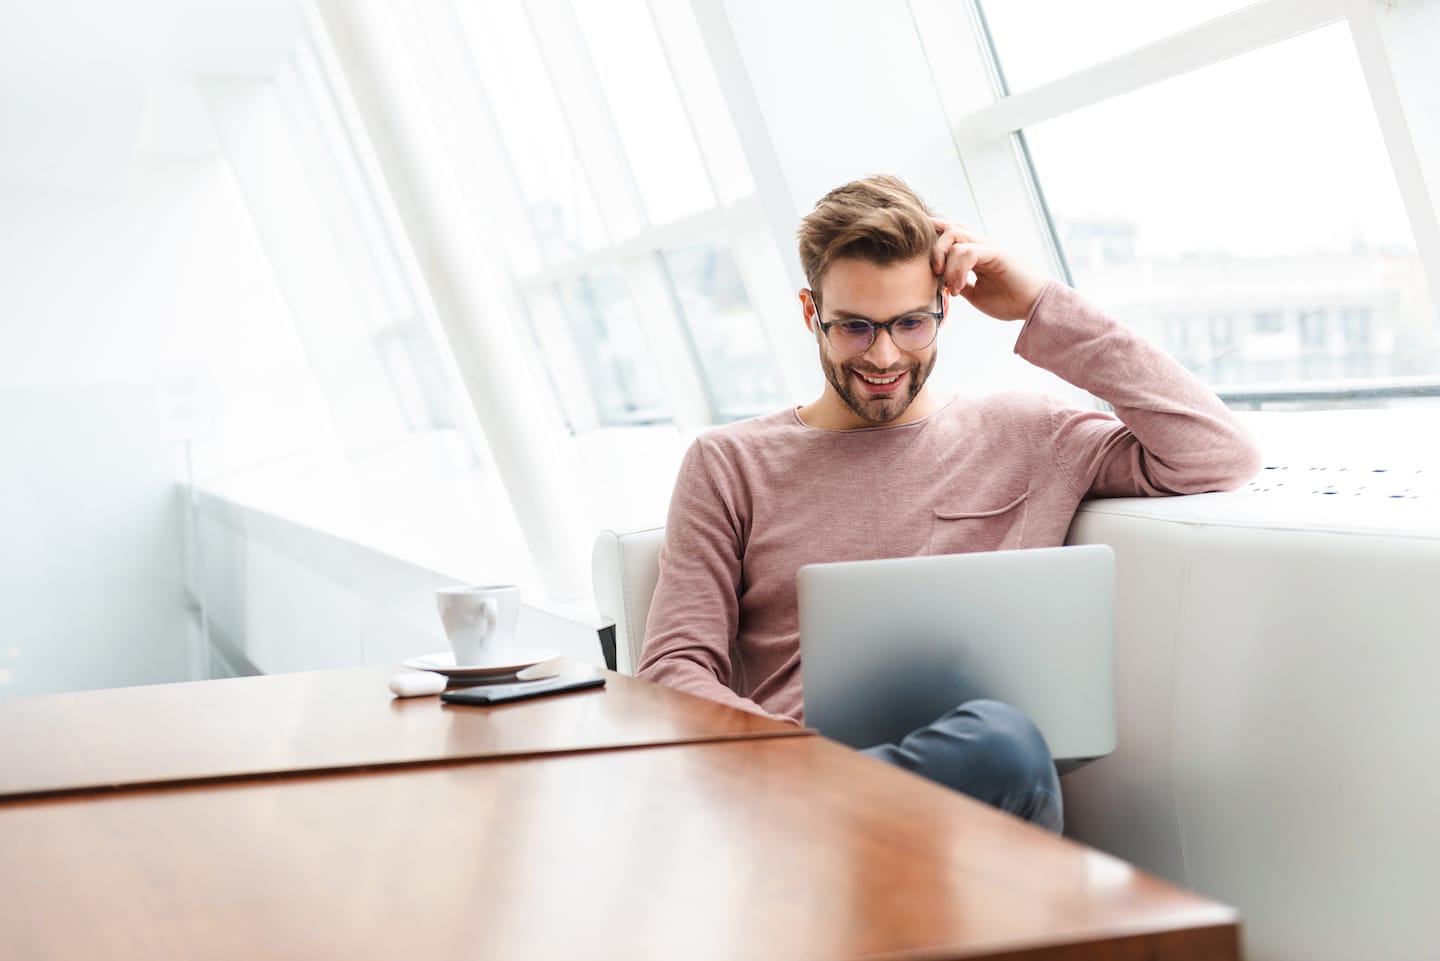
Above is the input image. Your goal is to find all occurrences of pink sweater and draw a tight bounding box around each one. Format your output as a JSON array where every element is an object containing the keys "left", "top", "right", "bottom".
[{"left": 636, "top": 282, "right": 1260, "bottom": 723}]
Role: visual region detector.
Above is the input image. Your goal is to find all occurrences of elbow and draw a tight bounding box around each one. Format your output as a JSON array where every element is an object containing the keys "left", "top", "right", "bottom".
[
  {"left": 1145, "top": 429, "right": 1263, "bottom": 496},
  {"left": 1215, "top": 428, "right": 1264, "bottom": 491},
  {"left": 1178, "top": 431, "right": 1263, "bottom": 494},
  {"left": 634, "top": 646, "right": 670, "bottom": 684},
  {"left": 635, "top": 645, "right": 723, "bottom": 690}
]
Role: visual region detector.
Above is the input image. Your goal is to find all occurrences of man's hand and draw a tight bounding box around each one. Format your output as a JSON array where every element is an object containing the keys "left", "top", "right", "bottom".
[{"left": 930, "top": 218, "right": 1048, "bottom": 321}]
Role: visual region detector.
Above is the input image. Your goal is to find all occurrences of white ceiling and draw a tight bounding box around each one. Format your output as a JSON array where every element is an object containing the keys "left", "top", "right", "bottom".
[{"left": 0, "top": 0, "right": 302, "bottom": 194}]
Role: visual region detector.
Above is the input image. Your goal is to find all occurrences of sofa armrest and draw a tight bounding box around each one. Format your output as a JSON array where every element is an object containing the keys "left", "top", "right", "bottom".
[{"left": 591, "top": 527, "right": 666, "bottom": 675}]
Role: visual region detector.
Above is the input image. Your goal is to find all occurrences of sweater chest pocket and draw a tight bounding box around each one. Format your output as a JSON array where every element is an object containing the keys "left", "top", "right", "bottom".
[{"left": 926, "top": 489, "right": 1030, "bottom": 554}]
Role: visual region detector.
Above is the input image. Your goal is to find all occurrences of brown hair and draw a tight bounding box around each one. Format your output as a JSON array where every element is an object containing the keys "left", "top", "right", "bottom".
[{"left": 797, "top": 175, "right": 936, "bottom": 306}]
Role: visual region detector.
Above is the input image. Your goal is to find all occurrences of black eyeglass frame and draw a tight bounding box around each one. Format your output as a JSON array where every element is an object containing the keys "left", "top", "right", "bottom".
[{"left": 812, "top": 282, "right": 946, "bottom": 356}]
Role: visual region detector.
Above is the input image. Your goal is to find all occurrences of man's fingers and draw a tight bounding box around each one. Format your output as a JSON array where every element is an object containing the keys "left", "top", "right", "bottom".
[
  {"left": 931, "top": 225, "right": 964, "bottom": 273},
  {"left": 930, "top": 223, "right": 1044, "bottom": 319},
  {"left": 939, "top": 242, "right": 993, "bottom": 295},
  {"left": 929, "top": 217, "right": 986, "bottom": 274},
  {"left": 941, "top": 249, "right": 972, "bottom": 295}
]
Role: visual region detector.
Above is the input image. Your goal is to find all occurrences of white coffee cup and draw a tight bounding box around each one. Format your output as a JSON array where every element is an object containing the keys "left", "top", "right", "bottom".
[{"left": 436, "top": 584, "right": 522, "bottom": 666}]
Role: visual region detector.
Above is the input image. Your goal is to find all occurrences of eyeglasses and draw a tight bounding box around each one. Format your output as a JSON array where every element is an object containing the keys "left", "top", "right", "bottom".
[{"left": 813, "top": 283, "right": 945, "bottom": 356}]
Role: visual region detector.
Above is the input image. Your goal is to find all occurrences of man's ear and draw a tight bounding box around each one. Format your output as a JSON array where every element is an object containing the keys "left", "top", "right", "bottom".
[{"left": 799, "top": 289, "right": 818, "bottom": 334}]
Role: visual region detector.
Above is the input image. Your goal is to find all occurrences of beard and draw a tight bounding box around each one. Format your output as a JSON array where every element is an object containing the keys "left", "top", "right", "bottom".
[{"left": 819, "top": 348, "right": 937, "bottom": 426}]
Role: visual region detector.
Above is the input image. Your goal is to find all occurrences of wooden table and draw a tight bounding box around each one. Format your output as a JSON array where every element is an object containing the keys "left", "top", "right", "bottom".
[
  {"left": 0, "top": 735, "right": 1238, "bottom": 961},
  {"left": 0, "top": 659, "right": 804, "bottom": 799},
  {"left": 0, "top": 668, "right": 1241, "bottom": 960}
]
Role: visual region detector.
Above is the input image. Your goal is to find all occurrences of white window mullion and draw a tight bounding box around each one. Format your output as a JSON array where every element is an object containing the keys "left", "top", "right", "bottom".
[
  {"left": 385, "top": 0, "right": 578, "bottom": 437},
  {"left": 524, "top": 0, "right": 646, "bottom": 242},
  {"left": 516, "top": 197, "right": 756, "bottom": 288},
  {"left": 283, "top": 43, "right": 412, "bottom": 329},
  {"left": 909, "top": 0, "right": 1061, "bottom": 283},
  {"left": 688, "top": 0, "right": 805, "bottom": 292},
  {"left": 301, "top": 0, "right": 496, "bottom": 452},
  {"left": 957, "top": 0, "right": 1345, "bottom": 147},
  {"left": 525, "top": 287, "right": 603, "bottom": 433},
  {"left": 646, "top": 0, "right": 754, "bottom": 203},
  {"left": 528, "top": 0, "right": 715, "bottom": 430},
  {"left": 1343, "top": 0, "right": 1440, "bottom": 311},
  {"left": 397, "top": 0, "right": 544, "bottom": 277},
  {"left": 726, "top": 220, "right": 817, "bottom": 406},
  {"left": 619, "top": 255, "right": 715, "bottom": 433},
  {"left": 309, "top": 0, "right": 593, "bottom": 601}
]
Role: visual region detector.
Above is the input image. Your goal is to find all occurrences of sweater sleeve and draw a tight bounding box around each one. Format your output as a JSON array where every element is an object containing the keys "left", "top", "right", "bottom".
[
  {"left": 1014, "top": 281, "right": 1262, "bottom": 498},
  {"left": 635, "top": 438, "right": 796, "bottom": 723}
]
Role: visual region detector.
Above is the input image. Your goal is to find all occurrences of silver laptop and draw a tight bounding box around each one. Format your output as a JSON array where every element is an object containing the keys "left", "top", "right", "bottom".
[{"left": 798, "top": 544, "right": 1116, "bottom": 769}]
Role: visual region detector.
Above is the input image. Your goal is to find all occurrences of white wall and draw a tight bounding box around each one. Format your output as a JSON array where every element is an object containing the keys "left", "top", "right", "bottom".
[
  {"left": 0, "top": 123, "right": 335, "bottom": 697},
  {"left": 0, "top": 385, "right": 189, "bottom": 696}
]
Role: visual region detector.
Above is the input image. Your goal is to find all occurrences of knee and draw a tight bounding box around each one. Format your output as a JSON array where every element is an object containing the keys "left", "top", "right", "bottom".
[
  {"left": 954, "top": 699, "right": 1057, "bottom": 793},
  {"left": 874, "top": 698, "right": 1064, "bottom": 831},
  {"left": 948, "top": 700, "right": 1063, "bottom": 830}
]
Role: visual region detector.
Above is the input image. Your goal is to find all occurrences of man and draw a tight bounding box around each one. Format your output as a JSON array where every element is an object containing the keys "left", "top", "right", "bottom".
[{"left": 636, "top": 175, "right": 1259, "bottom": 832}]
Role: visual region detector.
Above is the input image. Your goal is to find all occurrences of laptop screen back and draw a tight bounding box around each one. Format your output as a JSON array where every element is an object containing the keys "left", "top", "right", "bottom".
[{"left": 798, "top": 544, "right": 1116, "bottom": 766}]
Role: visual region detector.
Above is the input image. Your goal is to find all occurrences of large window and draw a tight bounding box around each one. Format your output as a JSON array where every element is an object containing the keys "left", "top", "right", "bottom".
[
  {"left": 959, "top": 0, "right": 1440, "bottom": 410},
  {"left": 445, "top": 0, "right": 790, "bottom": 432},
  {"left": 1024, "top": 23, "right": 1430, "bottom": 393}
]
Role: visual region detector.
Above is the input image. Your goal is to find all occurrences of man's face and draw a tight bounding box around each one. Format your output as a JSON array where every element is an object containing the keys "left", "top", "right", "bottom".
[{"left": 805, "top": 256, "right": 943, "bottom": 428}]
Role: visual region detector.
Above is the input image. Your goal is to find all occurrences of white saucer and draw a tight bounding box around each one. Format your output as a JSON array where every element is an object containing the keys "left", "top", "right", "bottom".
[{"left": 403, "top": 648, "right": 560, "bottom": 679}]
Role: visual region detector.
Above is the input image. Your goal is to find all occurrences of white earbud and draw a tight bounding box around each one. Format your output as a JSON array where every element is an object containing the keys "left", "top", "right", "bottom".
[{"left": 389, "top": 671, "right": 448, "bottom": 698}]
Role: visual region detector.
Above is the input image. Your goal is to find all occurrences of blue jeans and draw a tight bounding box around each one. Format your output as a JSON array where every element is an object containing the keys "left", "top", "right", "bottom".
[{"left": 861, "top": 699, "right": 1064, "bottom": 833}]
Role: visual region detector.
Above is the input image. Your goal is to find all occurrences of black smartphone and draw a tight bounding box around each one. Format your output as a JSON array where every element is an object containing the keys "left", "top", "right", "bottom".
[{"left": 440, "top": 674, "right": 606, "bottom": 706}]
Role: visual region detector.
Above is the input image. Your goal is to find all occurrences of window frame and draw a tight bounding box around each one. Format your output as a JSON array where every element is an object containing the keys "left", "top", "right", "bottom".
[
  {"left": 909, "top": 0, "right": 1440, "bottom": 408},
  {"left": 399, "top": 0, "right": 809, "bottom": 435}
]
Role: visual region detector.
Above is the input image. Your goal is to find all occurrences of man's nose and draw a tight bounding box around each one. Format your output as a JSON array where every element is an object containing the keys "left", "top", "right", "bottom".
[{"left": 862, "top": 326, "right": 902, "bottom": 367}]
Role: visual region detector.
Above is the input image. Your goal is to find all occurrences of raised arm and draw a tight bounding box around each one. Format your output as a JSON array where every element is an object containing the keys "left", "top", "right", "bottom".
[
  {"left": 635, "top": 440, "right": 795, "bottom": 722},
  {"left": 1015, "top": 282, "right": 1261, "bottom": 497},
  {"left": 930, "top": 217, "right": 1260, "bottom": 497}
]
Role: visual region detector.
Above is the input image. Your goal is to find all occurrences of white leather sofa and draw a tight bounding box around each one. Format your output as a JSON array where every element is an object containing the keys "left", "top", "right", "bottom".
[
  {"left": 1062, "top": 482, "right": 1440, "bottom": 961},
  {"left": 591, "top": 476, "right": 1440, "bottom": 961}
]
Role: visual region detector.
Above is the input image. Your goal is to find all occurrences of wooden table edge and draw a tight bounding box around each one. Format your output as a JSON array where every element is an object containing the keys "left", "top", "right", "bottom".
[
  {"left": 0, "top": 725, "right": 817, "bottom": 805},
  {"left": 850, "top": 917, "right": 1242, "bottom": 961}
]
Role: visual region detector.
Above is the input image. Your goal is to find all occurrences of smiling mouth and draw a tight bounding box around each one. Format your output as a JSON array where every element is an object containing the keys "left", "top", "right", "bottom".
[{"left": 854, "top": 369, "right": 907, "bottom": 394}]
